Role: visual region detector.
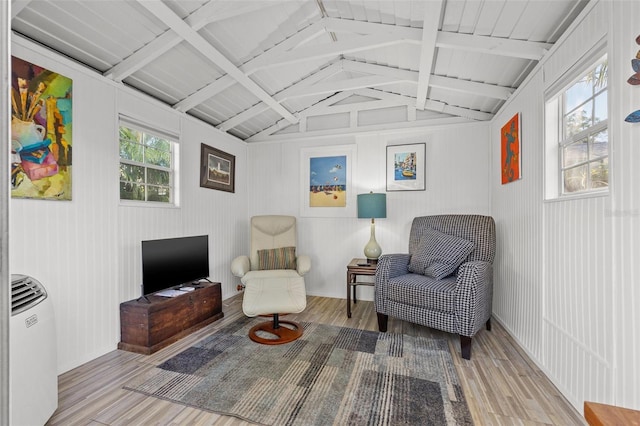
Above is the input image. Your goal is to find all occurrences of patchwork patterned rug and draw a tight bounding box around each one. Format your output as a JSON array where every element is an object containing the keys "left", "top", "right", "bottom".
[{"left": 124, "top": 316, "right": 472, "bottom": 425}]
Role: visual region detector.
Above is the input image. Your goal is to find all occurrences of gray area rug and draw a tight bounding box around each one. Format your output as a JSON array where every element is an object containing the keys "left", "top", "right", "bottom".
[{"left": 124, "top": 316, "right": 473, "bottom": 425}]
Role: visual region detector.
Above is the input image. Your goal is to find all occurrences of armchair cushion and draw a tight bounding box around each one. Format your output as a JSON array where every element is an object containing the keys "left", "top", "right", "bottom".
[
  {"left": 257, "top": 246, "right": 296, "bottom": 270},
  {"left": 387, "top": 274, "right": 457, "bottom": 313},
  {"left": 407, "top": 227, "right": 475, "bottom": 279}
]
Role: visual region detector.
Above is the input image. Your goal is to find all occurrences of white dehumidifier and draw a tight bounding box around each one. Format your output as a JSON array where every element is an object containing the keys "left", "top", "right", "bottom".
[{"left": 10, "top": 274, "right": 58, "bottom": 426}]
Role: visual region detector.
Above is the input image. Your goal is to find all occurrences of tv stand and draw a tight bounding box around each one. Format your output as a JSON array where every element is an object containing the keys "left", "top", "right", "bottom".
[{"left": 118, "top": 282, "right": 223, "bottom": 354}]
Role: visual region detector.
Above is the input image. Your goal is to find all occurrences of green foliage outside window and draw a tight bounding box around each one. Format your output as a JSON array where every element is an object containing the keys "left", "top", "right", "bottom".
[{"left": 119, "top": 125, "right": 174, "bottom": 203}]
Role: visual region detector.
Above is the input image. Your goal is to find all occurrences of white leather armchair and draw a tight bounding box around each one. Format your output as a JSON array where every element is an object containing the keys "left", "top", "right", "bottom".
[{"left": 231, "top": 215, "right": 310, "bottom": 344}]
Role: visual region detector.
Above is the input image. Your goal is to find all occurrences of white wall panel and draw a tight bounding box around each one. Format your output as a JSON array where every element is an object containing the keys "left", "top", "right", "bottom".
[
  {"left": 491, "top": 69, "right": 545, "bottom": 361},
  {"left": 609, "top": 0, "right": 640, "bottom": 409},
  {"left": 247, "top": 123, "right": 491, "bottom": 300},
  {"left": 11, "top": 36, "right": 248, "bottom": 374},
  {"left": 116, "top": 95, "right": 249, "bottom": 304},
  {"left": 491, "top": 0, "right": 639, "bottom": 414},
  {"left": 11, "top": 39, "right": 119, "bottom": 373}
]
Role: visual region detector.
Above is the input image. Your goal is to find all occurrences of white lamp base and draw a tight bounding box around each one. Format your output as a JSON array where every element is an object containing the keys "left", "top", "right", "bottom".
[{"left": 363, "top": 220, "right": 382, "bottom": 260}]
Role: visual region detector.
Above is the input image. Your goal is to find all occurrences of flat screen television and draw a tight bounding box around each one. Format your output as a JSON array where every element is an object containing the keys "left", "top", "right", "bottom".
[{"left": 141, "top": 235, "right": 209, "bottom": 296}]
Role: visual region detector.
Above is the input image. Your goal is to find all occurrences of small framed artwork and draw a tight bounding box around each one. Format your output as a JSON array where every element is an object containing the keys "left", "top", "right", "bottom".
[
  {"left": 386, "top": 143, "right": 426, "bottom": 191},
  {"left": 501, "top": 113, "right": 521, "bottom": 184},
  {"left": 300, "top": 144, "right": 356, "bottom": 217},
  {"left": 200, "top": 143, "right": 235, "bottom": 193}
]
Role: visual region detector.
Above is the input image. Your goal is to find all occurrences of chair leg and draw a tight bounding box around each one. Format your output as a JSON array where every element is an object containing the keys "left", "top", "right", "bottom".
[
  {"left": 377, "top": 313, "right": 388, "bottom": 332},
  {"left": 486, "top": 318, "right": 492, "bottom": 331},
  {"left": 460, "top": 335, "right": 472, "bottom": 360}
]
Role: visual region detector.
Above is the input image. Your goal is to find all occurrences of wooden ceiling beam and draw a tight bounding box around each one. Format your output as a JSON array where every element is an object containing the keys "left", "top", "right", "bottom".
[
  {"left": 257, "top": 33, "right": 409, "bottom": 71},
  {"left": 104, "top": 1, "right": 271, "bottom": 82},
  {"left": 217, "top": 61, "right": 342, "bottom": 131},
  {"left": 416, "top": 0, "right": 444, "bottom": 110},
  {"left": 437, "top": 31, "right": 552, "bottom": 61},
  {"left": 174, "top": 20, "right": 327, "bottom": 112},
  {"left": 256, "top": 18, "right": 553, "bottom": 72},
  {"left": 343, "top": 60, "right": 514, "bottom": 100},
  {"left": 11, "top": 0, "right": 32, "bottom": 19},
  {"left": 138, "top": 0, "right": 297, "bottom": 124}
]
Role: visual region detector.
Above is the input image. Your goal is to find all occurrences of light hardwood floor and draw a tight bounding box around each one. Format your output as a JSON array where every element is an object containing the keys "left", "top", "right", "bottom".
[{"left": 47, "top": 294, "right": 585, "bottom": 425}]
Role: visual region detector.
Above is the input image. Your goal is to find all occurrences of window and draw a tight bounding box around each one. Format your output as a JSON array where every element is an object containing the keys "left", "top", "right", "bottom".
[
  {"left": 119, "top": 121, "right": 177, "bottom": 204},
  {"left": 546, "top": 55, "right": 608, "bottom": 197}
]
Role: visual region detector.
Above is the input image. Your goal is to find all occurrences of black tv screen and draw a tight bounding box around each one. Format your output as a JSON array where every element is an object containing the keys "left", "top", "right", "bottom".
[{"left": 141, "top": 235, "right": 209, "bottom": 295}]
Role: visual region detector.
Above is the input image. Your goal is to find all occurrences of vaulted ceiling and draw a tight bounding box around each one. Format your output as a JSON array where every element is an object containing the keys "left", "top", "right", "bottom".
[{"left": 11, "top": 0, "right": 589, "bottom": 142}]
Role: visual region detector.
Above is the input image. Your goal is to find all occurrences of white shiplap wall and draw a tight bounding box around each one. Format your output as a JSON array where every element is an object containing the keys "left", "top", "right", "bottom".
[
  {"left": 10, "top": 39, "right": 120, "bottom": 373},
  {"left": 10, "top": 36, "right": 248, "bottom": 374},
  {"left": 246, "top": 123, "right": 491, "bottom": 301},
  {"left": 492, "top": 0, "right": 639, "bottom": 413},
  {"left": 610, "top": 0, "right": 640, "bottom": 410}
]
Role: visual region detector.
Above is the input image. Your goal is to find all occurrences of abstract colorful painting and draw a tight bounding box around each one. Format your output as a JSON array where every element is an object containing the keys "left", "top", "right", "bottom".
[
  {"left": 11, "top": 57, "right": 72, "bottom": 200},
  {"left": 309, "top": 155, "right": 347, "bottom": 207},
  {"left": 501, "top": 113, "right": 521, "bottom": 184}
]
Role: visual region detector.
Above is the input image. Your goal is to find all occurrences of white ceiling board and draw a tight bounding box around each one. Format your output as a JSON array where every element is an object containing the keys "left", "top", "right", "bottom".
[{"left": 10, "top": 0, "right": 589, "bottom": 141}]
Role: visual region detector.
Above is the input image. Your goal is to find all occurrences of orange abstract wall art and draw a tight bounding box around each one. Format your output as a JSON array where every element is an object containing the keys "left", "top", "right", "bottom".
[{"left": 501, "top": 113, "right": 521, "bottom": 184}]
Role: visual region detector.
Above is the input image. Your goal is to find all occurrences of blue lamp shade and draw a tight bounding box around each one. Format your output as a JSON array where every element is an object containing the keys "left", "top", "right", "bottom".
[
  {"left": 357, "top": 193, "right": 387, "bottom": 219},
  {"left": 357, "top": 192, "right": 386, "bottom": 261}
]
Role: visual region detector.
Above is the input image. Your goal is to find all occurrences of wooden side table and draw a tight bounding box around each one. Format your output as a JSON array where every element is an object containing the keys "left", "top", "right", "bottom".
[
  {"left": 346, "top": 258, "right": 377, "bottom": 318},
  {"left": 584, "top": 401, "right": 640, "bottom": 425}
]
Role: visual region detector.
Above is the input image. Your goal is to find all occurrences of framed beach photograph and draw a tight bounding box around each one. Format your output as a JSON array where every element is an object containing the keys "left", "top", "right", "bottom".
[
  {"left": 200, "top": 143, "right": 235, "bottom": 193},
  {"left": 501, "top": 113, "right": 521, "bottom": 184},
  {"left": 300, "top": 144, "right": 356, "bottom": 217},
  {"left": 386, "top": 143, "right": 426, "bottom": 191}
]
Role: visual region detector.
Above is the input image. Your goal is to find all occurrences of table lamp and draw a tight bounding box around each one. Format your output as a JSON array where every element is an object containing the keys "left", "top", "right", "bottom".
[{"left": 357, "top": 192, "right": 387, "bottom": 262}]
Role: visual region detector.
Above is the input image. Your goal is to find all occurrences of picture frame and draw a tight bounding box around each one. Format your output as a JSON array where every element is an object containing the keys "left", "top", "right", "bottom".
[
  {"left": 300, "top": 144, "right": 357, "bottom": 217},
  {"left": 501, "top": 112, "right": 521, "bottom": 184},
  {"left": 386, "top": 143, "right": 426, "bottom": 191},
  {"left": 11, "top": 56, "right": 73, "bottom": 200},
  {"left": 200, "top": 143, "right": 235, "bottom": 193}
]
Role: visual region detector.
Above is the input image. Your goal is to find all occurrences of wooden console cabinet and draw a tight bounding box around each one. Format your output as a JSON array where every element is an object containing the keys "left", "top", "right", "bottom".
[{"left": 118, "top": 282, "right": 224, "bottom": 354}]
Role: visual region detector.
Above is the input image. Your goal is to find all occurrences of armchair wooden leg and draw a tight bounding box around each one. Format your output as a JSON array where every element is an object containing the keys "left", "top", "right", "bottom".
[
  {"left": 486, "top": 318, "right": 492, "bottom": 331},
  {"left": 460, "top": 335, "right": 472, "bottom": 360},
  {"left": 377, "top": 313, "right": 388, "bottom": 332}
]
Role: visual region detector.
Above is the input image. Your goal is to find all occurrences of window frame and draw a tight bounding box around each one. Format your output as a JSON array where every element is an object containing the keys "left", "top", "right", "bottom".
[
  {"left": 118, "top": 118, "right": 179, "bottom": 207},
  {"left": 545, "top": 53, "right": 609, "bottom": 200}
]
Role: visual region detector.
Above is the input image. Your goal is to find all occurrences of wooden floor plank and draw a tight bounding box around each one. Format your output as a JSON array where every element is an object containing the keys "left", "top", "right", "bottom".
[{"left": 46, "top": 294, "right": 584, "bottom": 425}]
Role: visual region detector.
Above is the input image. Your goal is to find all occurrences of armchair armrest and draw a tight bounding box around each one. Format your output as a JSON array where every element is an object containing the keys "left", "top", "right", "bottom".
[
  {"left": 374, "top": 253, "right": 411, "bottom": 314},
  {"left": 455, "top": 261, "right": 493, "bottom": 337},
  {"left": 231, "top": 255, "right": 250, "bottom": 277},
  {"left": 296, "top": 255, "right": 311, "bottom": 276}
]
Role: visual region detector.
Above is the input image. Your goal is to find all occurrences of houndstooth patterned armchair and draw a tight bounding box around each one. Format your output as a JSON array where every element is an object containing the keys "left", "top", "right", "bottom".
[{"left": 375, "top": 214, "right": 496, "bottom": 360}]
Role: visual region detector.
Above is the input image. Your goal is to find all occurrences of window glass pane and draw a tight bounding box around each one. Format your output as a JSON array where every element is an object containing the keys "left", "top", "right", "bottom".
[
  {"left": 119, "top": 126, "right": 142, "bottom": 143},
  {"left": 119, "top": 163, "right": 145, "bottom": 183},
  {"left": 565, "top": 78, "right": 592, "bottom": 112},
  {"left": 563, "top": 164, "right": 588, "bottom": 193},
  {"left": 147, "top": 185, "right": 170, "bottom": 203},
  {"left": 565, "top": 102, "right": 593, "bottom": 137},
  {"left": 147, "top": 168, "right": 170, "bottom": 185},
  {"left": 590, "top": 158, "right": 609, "bottom": 189},
  {"left": 563, "top": 139, "right": 588, "bottom": 167},
  {"left": 119, "top": 122, "right": 175, "bottom": 204},
  {"left": 594, "top": 91, "right": 608, "bottom": 124},
  {"left": 119, "top": 139, "right": 144, "bottom": 162},
  {"left": 590, "top": 129, "right": 608, "bottom": 159},
  {"left": 593, "top": 61, "right": 608, "bottom": 90},
  {"left": 145, "top": 146, "right": 171, "bottom": 167},
  {"left": 120, "top": 182, "right": 145, "bottom": 201},
  {"left": 144, "top": 134, "right": 171, "bottom": 151}
]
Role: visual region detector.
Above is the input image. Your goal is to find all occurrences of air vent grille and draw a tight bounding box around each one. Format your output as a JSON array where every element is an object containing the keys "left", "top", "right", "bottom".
[{"left": 11, "top": 274, "right": 47, "bottom": 316}]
